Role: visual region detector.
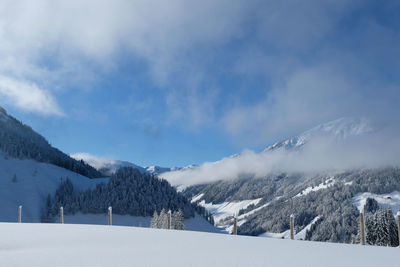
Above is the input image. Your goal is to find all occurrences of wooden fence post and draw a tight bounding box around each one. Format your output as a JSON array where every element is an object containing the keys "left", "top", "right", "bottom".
[
  {"left": 168, "top": 210, "right": 171, "bottom": 230},
  {"left": 397, "top": 212, "right": 400, "bottom": 248},
  {"left": 108, "top": 207, "right": 112, "bottom": 226},
  {"left": 60, "top": 207, "right": 64, "bottom": 224},
  {"left": 360, "top": 212, "right": 365, "bottom": 245},
  {"left": 233, "top": 215, "right": 237, "bottom": 235},
  {"left": 290, "top": 214, "right": 294, "bottom": 240},
  {"left": 18, "top": 205, "right": 22, "bottom": 223}
]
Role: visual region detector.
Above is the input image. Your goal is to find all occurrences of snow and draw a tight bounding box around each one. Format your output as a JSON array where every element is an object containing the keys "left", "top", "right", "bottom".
[
  {"left": 237, "top": 196, "right": 282, "bottom": 221},
  {"left": 352, "top": 191, "right": 400, "bottom": 214},
  {"left": 191, "top": 193, "right": 204, "bottom": 203},
  {"left": 259, "top": 216, "right": 321, "bottom": 240},
  {"left": 198, "top": 198, "right": 262, "bottom": 225},
  {"left": 0, "top": 223, "right": 398, "bottom": 267},
  {"left": 264, "top": 117, "right": 376, "bottom": 152},
  {"left": 295, "top": 177, "right": 336, "bottom": 197},
  {"left": 63, "top": 213, "right": 222, "bottom": 233},
  {"left": 0, "top": 154, "right": 108, "bottom": 223}
]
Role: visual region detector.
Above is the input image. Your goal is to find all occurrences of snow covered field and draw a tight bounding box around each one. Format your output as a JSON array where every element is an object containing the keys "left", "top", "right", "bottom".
[{"left": 1, "top": 223, "right": 398, "bottom": 267}]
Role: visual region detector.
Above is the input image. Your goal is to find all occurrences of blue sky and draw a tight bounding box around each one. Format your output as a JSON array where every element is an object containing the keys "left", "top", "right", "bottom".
[{"left": 0, "top": 0, "right": 399, "bottom": 167}]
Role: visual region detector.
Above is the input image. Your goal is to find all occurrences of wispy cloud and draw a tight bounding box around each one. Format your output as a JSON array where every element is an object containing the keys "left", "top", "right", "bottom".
[{"left": 0, "top": 76, "right": 64, "bottom": 116}]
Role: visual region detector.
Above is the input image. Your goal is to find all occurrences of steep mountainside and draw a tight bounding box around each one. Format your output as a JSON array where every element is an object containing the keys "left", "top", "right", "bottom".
[
  {"left": 180, "top": 118, "right": 400, "bottom": 242},
  {"left": 0, "top": 107, "right": 102, "bottom": 178}
]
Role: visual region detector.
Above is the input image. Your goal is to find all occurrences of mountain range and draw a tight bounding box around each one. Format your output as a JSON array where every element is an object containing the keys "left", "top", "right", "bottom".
[{"left": 0, "top": 105, "right": 399, "bottom": 244}]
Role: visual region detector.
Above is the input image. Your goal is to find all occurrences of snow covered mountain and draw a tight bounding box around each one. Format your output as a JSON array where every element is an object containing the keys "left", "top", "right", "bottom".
[
  {"left": 70, "top": 153, "right": 176, "bottom": 176},
  {"left": 175, "top": 117, "right": 400, "bottom": 242},
  {"left": 70, "top": 153, "right": 147, "bottom": 176},
  {"left": 263, "top": 117, "right": 376, "bottom": 152}
]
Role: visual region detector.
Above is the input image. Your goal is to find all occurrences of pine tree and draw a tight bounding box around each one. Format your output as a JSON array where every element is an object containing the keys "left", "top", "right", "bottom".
[
  {"left": 159, "top": 209, "right": 168, "bottom": 229},
  {"left": 384, "top": 209, "right": 399, "bottom": 247},
  {"left": 172, "top": 209, "right": 185, "bottom": 230},
  {"left": 150, "top": 211, "right": 159, "bottom": 228},
  {"left": 366, "top": 212, "right": 377, "bottom": 245},
  {"left": 366, "top": 209, "right": 399, "bottom": 247}
]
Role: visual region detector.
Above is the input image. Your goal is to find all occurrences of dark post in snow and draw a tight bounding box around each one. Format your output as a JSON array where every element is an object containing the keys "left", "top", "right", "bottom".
[
  {"left": 290, "top": 214, "right": 294, "bottom": 240},
  {"left": 397, "top": 212, "right": 400, "bottom": 248},
  {"left": 108, "top": 206, "right": 112, "bottom": 226},
  {"left": 232, "top": 214, "right": 237, "bottom": 235},
  {"left": 18, "top": 205, "right": 22, "bottom": 223},
  {"left": 60, "top": 207, "right": 64, "bottom": 224},
  {"left": 168, "top": 210, "right": 171, "bottom": 230},
  {"left": 360, "top": 212, "right": 365, "bottom": 245}
]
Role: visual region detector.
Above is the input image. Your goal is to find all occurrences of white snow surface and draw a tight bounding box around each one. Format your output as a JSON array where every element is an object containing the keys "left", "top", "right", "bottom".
[
  {"left": 295, "top": 177, "right": 336, "bottom": 197},
  {"left": 0, "top": 223, "right": 398, "bottom": 267},
  {"left": 63, "top": 213, "right": 222, "bottom": 233},
  {"left": 352, "top": 191, "right": 400, "bottom": 214},
  {"left": 259, "top": 216, "right": 321, "bottom": 240},
  {"left": 197, "top": 198, "right": 262, "bottom": 225}
]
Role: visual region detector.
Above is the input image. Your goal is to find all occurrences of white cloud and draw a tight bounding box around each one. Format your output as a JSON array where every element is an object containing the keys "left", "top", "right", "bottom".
[
  {"left": 0, "top": 76, "right": 64, "bottom": 116},
  {"left": 162, "top": 129, "right": 400, "bottom": 186},
  {"left": 0, "top": 0, "right": 248, "bottom": 116}
]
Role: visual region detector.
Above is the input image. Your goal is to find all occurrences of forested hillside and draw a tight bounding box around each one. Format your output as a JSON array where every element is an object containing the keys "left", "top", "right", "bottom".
[
  {"left": 42, "top": 167, "right": 212, "bottom": 222},
  {"left": 186, "top": 167, "right": 400, "bottom": 244},
  {"left": 0, "top": 107, "right": 102, "bottom": 178}
]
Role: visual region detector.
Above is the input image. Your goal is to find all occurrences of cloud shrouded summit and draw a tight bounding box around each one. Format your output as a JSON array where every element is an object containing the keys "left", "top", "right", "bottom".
[{"left": 161, "top": 117, "right": 400, "bottom": 186}]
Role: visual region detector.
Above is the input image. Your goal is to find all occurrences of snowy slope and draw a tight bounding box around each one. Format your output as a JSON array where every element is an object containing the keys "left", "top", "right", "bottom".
[
  {"left": 263, "top": 117, "right": 375, "bottom": 152},
  {"left": 259, "top": 216, "right": 321, "bottom": 240},
  {"left": 1, "top": 223, "right": 398, "bottom": 267},
  {"left": 0, "top": 153, "right": 108, "bottom": 222}
]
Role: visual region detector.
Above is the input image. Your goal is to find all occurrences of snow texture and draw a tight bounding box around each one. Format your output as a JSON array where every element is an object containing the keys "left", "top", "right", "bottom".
[
  {"left": 197, "top": 198, "right": 262, "bottom": 225},
  {"left": 0, "top": 223, "right": 398, "bottom": 267}
]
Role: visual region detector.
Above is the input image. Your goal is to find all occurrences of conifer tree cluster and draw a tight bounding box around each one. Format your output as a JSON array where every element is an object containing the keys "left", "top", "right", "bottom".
[
  {"left": 150, "top": 209, "right": 185, "bottom": 230},
  {"left": 42, "top": 167, "right": 201, "bottom": 221},
  {"left": 365, "top": 208, "right": 399, "bottom": 247}
]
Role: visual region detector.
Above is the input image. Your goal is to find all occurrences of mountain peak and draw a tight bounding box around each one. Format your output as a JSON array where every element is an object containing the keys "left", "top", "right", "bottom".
[{"left": 264, "top": 117, "right": 376, "bottom": 152}]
